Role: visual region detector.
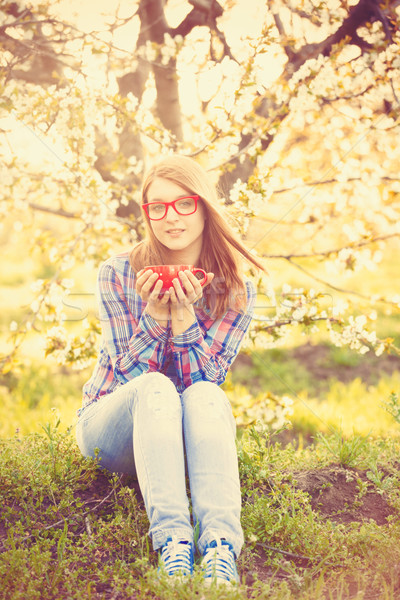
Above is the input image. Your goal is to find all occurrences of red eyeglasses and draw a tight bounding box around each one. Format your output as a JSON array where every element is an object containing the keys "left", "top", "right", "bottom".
[{"left": 142, "top": 195, "right": 199, "bottom": 221}]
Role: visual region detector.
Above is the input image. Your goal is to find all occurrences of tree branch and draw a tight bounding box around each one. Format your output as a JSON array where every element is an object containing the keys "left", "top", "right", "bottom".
[
  {"left": 282, "top": 0, "right": 398, "bottom": 77},
  {"left": 272, "top": 176, "right": 400, "bottom": 195},
  {"left": 0, "top": 3, "right": 75, "bottom": 84},
  {"left": 27, "top": 202, "right": 78, "bottom": 219},
  {"left": 210, "top": 22, "right": 238, "bottom": 63},
  {"left": 27, "top": 201, "right": 138, "bottom": 229},
  {"left": 218, "top": 0, "right": 400, "bottom": 192},
  {"left": 138, "top": 0, "right": 183, "bottom": 141},
  {"left": 264, "top": 233, "right": 400, "bottom": 260},
  {"left": 285, "top": 257, "right": 400, "bottom": 307},
  {"left": 271, "top": 10, "right": 295, "bottom": 63},
  {"left": 171, "top": 7, "right": 209, "bottom": 37},
  {"left": 171, "top": 0, "right": 223, "bottom": 37}
]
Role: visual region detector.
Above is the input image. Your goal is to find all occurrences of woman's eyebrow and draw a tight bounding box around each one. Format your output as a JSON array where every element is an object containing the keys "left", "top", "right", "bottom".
[{"left": 146, "top": 195, "right": 191, "bottom": 203}]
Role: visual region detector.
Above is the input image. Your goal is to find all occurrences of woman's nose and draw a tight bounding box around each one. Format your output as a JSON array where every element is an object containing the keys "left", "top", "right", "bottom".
[{"left": 164, "top": 205, "right": 180, "bottom": 221}]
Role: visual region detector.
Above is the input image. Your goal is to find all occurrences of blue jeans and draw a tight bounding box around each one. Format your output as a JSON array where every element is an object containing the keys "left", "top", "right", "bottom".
[{"left": 76, "top": 373, "right": 244, "bottom": 557}]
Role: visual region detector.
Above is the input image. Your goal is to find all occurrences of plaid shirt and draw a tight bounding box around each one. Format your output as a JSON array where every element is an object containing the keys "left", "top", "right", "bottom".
[{"left": 81, "top": 252, "right": 256, "bottom": 412}]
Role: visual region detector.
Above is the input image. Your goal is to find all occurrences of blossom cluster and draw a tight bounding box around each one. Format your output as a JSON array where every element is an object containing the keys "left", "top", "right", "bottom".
[
  {"left": 327, "top": 315, "right": 386, "bottom": 357},
  {"left": 248, "top": 284, "right": 332, "bottom": 349},
  {"left": 44, "top": 319, "right": 100, "bottom": 370},
  {"left": 136, "top": 34, "right": 184, "bottom": 67},
  {"left": 324, "top": 247, "right": 384, "bottom": 278},
  {"left": 227, "top": 383, "right": 294, "bottom": 429}
]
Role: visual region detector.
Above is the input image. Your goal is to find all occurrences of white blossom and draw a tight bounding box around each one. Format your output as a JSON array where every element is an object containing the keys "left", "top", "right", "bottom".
[{"left": 9, "top": 321, "right": 18, "bottom": 332}]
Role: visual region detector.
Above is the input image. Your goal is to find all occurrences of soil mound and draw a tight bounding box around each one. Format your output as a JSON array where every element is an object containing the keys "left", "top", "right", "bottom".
[{"left": 293, "top": 464, "right": 394, "bottom": 524}]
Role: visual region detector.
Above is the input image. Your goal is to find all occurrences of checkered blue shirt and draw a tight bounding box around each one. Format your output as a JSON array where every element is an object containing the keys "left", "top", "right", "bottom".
[{"left": 81, "top": 252, "right": 256, "bottom": 412}]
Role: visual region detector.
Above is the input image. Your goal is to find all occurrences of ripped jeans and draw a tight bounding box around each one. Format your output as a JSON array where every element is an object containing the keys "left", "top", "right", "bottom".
[{"left": 76, "top": 373, "right": 244, "bottom": 557}]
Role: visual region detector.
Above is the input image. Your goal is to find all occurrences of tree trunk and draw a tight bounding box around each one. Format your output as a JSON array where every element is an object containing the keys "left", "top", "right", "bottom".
[{"left": 139, "top": 0, "right": 184, "bottom": 142}]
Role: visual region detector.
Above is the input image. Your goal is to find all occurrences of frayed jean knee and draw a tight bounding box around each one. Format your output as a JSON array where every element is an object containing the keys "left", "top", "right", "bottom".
[
  {"left": 181, "top": 381, "right": 236, "bottom": 436},
  {"left": 75, "top": 372, "right": 177, "bottom": 477},
  {"left": 137, "top": 372, "right": 181, "bottom": 421}
]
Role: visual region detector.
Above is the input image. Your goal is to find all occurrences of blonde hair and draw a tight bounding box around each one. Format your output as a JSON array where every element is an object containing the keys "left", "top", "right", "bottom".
[{"left": 130, "top": 154, "right": 265, "bottom": 318}]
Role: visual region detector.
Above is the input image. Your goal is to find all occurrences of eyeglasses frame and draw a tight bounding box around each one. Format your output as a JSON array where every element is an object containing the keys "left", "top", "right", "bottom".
[{"left": 142, "top": 195, "right": 200, "bottom": 221}]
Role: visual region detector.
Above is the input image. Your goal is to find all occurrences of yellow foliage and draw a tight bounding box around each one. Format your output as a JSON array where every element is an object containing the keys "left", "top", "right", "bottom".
[
  {"left": 290, "top": 373, "right": 400, "bottom": 438},
  {"left": 0, "top": 388, "right": 79, "bottom": 439}
]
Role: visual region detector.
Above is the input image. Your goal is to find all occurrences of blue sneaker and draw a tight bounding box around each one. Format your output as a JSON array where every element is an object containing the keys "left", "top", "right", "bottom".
[
  {"left": 201, "top": 539, "right": 239, "bottom": 586},
  {"left": 158, "top": 537, "right": 194, "bottom": 577}
]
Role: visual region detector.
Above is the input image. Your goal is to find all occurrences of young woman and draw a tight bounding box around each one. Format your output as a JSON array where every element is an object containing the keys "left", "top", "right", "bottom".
[{"left": 76, "top": 155, "right": 264, "bottom": 585}]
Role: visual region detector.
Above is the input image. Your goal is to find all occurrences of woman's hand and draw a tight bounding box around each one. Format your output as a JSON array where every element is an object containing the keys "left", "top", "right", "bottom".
[
  {"left": 170, "top": 270, "right": 214, "bottom": 306},
  {"left": 135, "top": 269, "right": 170, "bottom": 325},
  {"left": 169, "top": 270, "right": 214, "bottom": 334}
]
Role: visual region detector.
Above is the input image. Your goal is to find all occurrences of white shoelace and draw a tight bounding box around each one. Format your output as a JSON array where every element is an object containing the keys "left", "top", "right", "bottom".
[
  {"left": 202, "top": 539, "right": 237, "bottom": 582},
  {"left": 160, "top": 537, "right": 193, "bottom": 576}
]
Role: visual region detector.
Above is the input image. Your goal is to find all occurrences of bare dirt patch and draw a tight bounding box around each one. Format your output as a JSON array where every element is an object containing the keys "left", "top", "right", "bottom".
[{"left": 292, "top": 464, "right": 394, "bottom": 525}]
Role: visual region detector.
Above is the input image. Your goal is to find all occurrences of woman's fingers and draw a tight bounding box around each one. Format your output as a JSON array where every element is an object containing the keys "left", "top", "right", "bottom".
[
  {"left": 136, "top": 271, "right": 159, "bottom": 296},
  {"left": 136, "top": 269, "right": 153, "bottom": 283},
  {"left": 159, "top": 289, "right": 170, "bottom": 304},
  {"left": 168, "top": 286, "right": 178, "bottom": 304},
  {"left": 170, "top": 270, "right": 202, "bottom": 304},
  {"left": 172, "top": 276, "right": 187, "bottom": 301},
  {"left": 136, "top": 271, "right": 171, "bottom": 310},
  {"left": 149, "top": 277, "right": 163, "bottom": 295}
]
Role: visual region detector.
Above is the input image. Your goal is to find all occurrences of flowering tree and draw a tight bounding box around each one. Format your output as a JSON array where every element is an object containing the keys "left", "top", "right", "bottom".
[{"left": 1, "top": 0, "right": 399, "bottom": 376}]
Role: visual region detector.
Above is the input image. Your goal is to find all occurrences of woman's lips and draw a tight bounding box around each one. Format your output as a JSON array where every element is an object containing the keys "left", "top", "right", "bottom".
[{"left": 166, "top": 229, "right": 185, "bottom": 237}]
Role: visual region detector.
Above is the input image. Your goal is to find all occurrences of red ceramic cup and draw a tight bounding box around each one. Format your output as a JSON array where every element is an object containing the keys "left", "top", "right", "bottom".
[{"left": 143, "top": 264, "right": 207, "bottom": 291}]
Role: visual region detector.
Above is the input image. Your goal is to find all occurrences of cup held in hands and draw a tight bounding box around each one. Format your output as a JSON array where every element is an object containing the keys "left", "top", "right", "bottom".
[{"left": 143, "top": 265, "right": 207, "bottom": 291}]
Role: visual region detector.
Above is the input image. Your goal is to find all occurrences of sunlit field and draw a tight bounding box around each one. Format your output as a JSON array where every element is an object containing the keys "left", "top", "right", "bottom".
[{"left": 1, "top": 0, "right": 400, "bottom": 597}]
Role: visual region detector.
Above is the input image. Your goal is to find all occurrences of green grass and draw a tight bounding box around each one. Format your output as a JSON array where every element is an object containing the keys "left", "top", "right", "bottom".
[
  {"left": 228, "top": 348, "right": 315, "bottom": 397},
  {"left": 0, "top": 356, "right": 399, "bottom": 598},
  {"left": 1, "top": 419, "right": 400, "bottom": 599},
  {"left": 287, "top": 373, "right": 400, "bottom": 439}
]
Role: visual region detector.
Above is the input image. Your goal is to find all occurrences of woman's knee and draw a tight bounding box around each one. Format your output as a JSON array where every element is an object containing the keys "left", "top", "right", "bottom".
[
  {"left": 183, "top": 381, "right": 231, "bottom": 415},
  {"left": 184, "top": 381, "right": 225, "bottom": 399},
  {"left": 137, "top": 372, "right": 181, "bottom": 417},
  {"left": 182, "top": 381, "right": 236, "bottom": 435},
  {"left": 140, "top": 372, "right": 178, "bottom": 394}
]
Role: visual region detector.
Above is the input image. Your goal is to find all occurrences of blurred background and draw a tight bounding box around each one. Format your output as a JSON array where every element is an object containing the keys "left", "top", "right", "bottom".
[{"left": 1, "top": 0, "right": 399, "bottom": 439}]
